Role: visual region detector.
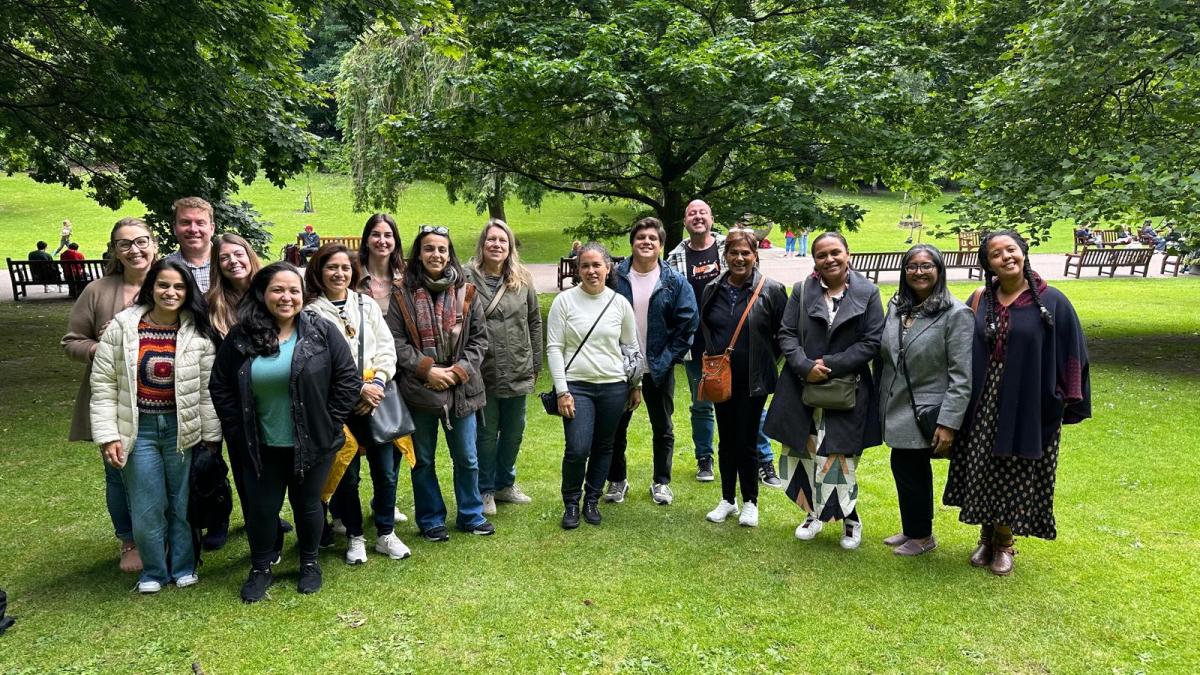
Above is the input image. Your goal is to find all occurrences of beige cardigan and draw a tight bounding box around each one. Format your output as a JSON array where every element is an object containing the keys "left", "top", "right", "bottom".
[{"left": 62, "top": 275, "right": 135, "bottom": 442}]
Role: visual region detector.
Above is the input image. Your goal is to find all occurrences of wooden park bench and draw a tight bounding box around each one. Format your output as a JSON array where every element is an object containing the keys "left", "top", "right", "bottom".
[
  {"left": 556, "top": 255, "right": 628, "bottom": 290},
  {"left": 957, "top": 231, "right": 981, "bottom": 251},
  {"left": 1073, "top": 229, "right": 1122, "bottom": 253},
  {"left": 941, "top": 249, "right": 984, "bottom": 280},
  {"left": 1160, "top": 251, "right": 1185, "bottom": 277},
  {"left": 283, "top": 235, "right": 363, "bottom": 263},
  {"left": 1063, "top": 247, "right": 1153, "bottom": 279},
  {"left": 7, "top": 258, "right": 106, "bottom": 300},
  {"left": 850, "top": 252, "right": 905, "bottom": 282}
]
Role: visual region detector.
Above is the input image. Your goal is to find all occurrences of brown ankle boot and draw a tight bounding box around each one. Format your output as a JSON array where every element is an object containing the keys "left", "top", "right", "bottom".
[
  {"left": 989, "top": 527, "right": 1015, "bottom": 576},
  {"left": 968, "top": 525, "right": 993, "bottom": 568}
]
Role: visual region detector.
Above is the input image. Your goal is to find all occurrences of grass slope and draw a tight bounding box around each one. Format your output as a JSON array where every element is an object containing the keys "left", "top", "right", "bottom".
[
  {"left": 0, "top": 173, "right": 1083, "bottom": 266},
  {"left": 0, "top": 277, "right": 1197, "bottom": 672}
]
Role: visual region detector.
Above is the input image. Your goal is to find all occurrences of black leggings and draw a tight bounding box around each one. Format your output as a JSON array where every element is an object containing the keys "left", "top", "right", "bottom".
[
  {"left": 713, "top": 394, "right": 767, "bottom": 505},
  {"left": 241, "top": 446, "right": 334, "bottom": 570},
  {"left": 890, "top": 447, "right": 934, "bottom": 538}
]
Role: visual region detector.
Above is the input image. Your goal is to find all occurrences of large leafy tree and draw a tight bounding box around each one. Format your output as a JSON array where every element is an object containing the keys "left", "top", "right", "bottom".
[
  {"left": 375, "top": 0, "right": 943, "bottom": 249},
  {"left": 0, "top": 0, "right": 453, "bottom": 251},
  {"left": 945, "top": 0, "right": 1200, "bottom": 242}
]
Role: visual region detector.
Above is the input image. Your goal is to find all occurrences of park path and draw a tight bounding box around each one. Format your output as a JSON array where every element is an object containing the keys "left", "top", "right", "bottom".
[{"left": 0, "top": 250, "right": 1188, "bottom": 303}]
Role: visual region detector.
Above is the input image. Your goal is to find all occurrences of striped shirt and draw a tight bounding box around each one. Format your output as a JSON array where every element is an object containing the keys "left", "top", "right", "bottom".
[{"left": 137, "top": 321, "right": 178, "bottom": 413}]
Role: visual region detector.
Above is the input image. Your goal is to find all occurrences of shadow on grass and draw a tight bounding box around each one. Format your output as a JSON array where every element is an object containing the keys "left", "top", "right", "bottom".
[{"left": 1088, "top": 334, "right": 1200, "bottom": 377}]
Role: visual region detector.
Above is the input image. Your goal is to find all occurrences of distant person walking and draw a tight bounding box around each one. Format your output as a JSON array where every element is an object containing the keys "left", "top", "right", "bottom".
[
  {"left": 784, "top": 227, "right": 796, "bottom": 256},
  {"left": 53, "top": 219, "right": 73, "bottom": 255}
]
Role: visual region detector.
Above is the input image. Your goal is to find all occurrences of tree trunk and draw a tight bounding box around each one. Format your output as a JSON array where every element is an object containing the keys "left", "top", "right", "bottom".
[
  {"left": 660, "top": 188, "right": 686, "bottom": 252},
  {"left": 487, "top": 172, "right": 506, "bottom": 222}
]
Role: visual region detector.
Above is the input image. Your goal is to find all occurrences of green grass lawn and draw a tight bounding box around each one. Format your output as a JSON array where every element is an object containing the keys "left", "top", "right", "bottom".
[
  {"left": 0, "top": 173, "right": 1082, "bottom": 267},
  {"left": 0, "top": 277, "right": 1197, "bottom": 672}
]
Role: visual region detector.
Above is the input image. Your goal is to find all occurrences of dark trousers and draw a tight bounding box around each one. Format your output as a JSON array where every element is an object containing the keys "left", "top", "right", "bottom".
[
  {"left": 714, "top": 394, "right": 767, "bottom": 505},
  {"left": 561, "top": 381, "right": 628, "bottom": 505},
  {"left": 330, "top": 414, "right": 400, "bottom": 537},
  {"left": 890, "top": 447, "right": 934, "bottom": 538},
  {"left": 609, "top": 371, "right": 675, "bottom": 485},
  {"left": 241, "top": 446, "right": 334, "bottom": 570}
]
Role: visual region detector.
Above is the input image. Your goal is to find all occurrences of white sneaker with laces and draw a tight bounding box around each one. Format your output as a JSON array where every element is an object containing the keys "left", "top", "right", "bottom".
[
  {"left": 795, "top": 515, "right": 824, "bottom": 541},
  {"left": 738, "top": 501, "right": 759, "bottom": 527},
  {"left": 375, "top": 532, "right": 412, "bottom": 560},
  {"left": 393, "top": 507, "right": 408, "bottom": 524},
  {"left": 840, "top": 519, "right": 863, "bottom": 550},
  {"left": 175, "top": 573, "right": 199, "bottom": 588},
  {"left": 346, "top": 535, "right": 368, "bottom": 565},
  {"left": 482, "top": 492, "right": 497, "bottom": 516},
  {"left": 706, "top": 499, "right": 739, "bottom": 523},
  {"left": 331, "top": 518, "right": 347, "bottom": 535},
  {"left": 650, "top": 482, "right": 674, "bottom": 505},
  {"left": 137, "top": 580, "right": 162, "bottom": 594},
  {"left": 494, "top": 485, "right": 533, "bottom": 504}
]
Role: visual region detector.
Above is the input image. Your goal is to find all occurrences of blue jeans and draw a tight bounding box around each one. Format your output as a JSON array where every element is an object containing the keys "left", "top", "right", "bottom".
[
  {"left": 476, "top": 393, "right": 528, "bottom": 494},
  {"left": 410, "top": 410, "right": 484, "bottom": 532},
  {"left": 798, "top": 232, "right": 809, "bottom": 256},
  {"left": 105, "top": 463, "right": 133, "bottom": 541},
  {"left": 561, "top": 381, "right": 628, "bottom": 504},
  {"left": 683, "top": 359, "right": 715, "bottom": 460},
  {"left": 785, "top": 238, "right": 796, "bottom": 254},
  {"left": 122, "top": 413, "right": 194, "bottom": 585},
  {"left": 757, "top": 408, "right": 775, "bottom": 463}
]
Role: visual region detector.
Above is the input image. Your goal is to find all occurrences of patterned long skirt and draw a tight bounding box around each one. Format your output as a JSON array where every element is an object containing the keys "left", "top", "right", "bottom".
[
  {"left": 780, "top": 409, "right": 860, "bottom": 522},
  {"left": 943, "top": 356, "right": 1061, "bottom": 540}
]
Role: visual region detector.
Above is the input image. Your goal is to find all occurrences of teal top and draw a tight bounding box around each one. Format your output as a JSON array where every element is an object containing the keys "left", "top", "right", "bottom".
[{"left": 251, "top": 332, "right": 297, "bottom": 448}]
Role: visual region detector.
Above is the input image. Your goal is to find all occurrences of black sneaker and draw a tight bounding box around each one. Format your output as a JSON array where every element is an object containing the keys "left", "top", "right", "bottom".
[
  {"left": 297, "top": 562, "right": 323, "bottom": 594},
  {"left": 421, "top": 526, "right": 450, "bottom": 542},
  {"left": 202, "top": 521, "right": 229, "bottom": 551},
  {"left": 696, "top": 457, "right": 715, "bottom": 482},
  {"left": 240, "top": 568, "right": 273, "bottom": 603},
  {"left": 759, "top": 461, "right": 783, "bottom": 488},
  {"left": 278, "top": 517, "right": 293, "bottom": 533},
  {"left": 583, "top": 500, "right": 601, "bottom": 526},
  {"left": 459, "top": 520, "right": 495, "bottom": 536},
  {"left": 561, "top": 503, "right": 580, "bottom": 529}
]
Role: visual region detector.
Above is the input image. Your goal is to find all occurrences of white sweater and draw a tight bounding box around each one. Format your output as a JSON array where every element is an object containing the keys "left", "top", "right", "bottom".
[
  {"left": 305, "top": 290, "right": 397, "bottom": 382},
  {"left": 90, "top": 306, "right": 221, "bottom": 453},
  {"left": 546, "top": 286, "right": 638, "bottom": 392}
]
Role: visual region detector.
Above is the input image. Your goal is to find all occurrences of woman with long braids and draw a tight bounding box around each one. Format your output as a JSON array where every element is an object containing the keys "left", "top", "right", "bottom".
[{"left": 943, "top": 230, "right": 1090, "bottom": 576}]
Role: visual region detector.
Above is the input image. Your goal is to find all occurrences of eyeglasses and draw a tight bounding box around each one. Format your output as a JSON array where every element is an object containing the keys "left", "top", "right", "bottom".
[
  {"left": 336, "top": 305, "right": 357, "bottom": 339},
  {"left": 904, "top": 263, "right": 936, "bottom": 273},
  {"left": 420, "top": 225, "right": 449, "bottom": 235},
  {"left": 114, "top": 236, "right": 153, "bottom": 252}
]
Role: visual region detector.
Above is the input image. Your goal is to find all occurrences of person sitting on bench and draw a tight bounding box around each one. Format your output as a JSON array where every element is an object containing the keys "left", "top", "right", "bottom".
[
  {"left": 299, "top": 225, "right": 320, "bottom": 264},
  {"left": 28, "top": 240, "right": 63, "bottom": 290}
]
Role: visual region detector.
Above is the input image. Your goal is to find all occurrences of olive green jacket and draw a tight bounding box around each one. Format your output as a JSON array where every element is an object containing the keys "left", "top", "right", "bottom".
[{"left": 465, "top": 264, "right": 542, "bottom": 397}]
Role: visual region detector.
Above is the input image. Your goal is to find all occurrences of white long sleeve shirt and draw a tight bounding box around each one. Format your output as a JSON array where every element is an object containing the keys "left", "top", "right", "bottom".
[{"left": 546, "top": 286, "right": 638, "bottom": 393}]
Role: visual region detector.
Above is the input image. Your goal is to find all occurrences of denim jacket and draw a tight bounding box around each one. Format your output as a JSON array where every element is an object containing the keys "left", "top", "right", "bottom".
[{"left": 612, "top": 258, "right": 698, "bottom": 386}]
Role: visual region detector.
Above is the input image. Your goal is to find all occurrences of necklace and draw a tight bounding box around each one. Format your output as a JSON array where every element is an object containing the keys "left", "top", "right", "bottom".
[{"left": 145, "top": 311, "right": 180, "bottom": 327}]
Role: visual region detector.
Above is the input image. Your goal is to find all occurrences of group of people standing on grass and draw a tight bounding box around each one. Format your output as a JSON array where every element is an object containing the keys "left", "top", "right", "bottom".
[{"left": 62, "top": 196, "right": 1091, "bottom": 605}]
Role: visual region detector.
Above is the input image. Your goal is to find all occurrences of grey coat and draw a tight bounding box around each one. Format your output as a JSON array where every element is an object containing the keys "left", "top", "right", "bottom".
[
  {"left": 875, "top": 298, "right": 974, "bottom": 449},
  {"left": 763, "top": 270, "right": 884, "bottom": 456},
  {"left": 464, "top": 264, "right": 542, "bottom": 398}
]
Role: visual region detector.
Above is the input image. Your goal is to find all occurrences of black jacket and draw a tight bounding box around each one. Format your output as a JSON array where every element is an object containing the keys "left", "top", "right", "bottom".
[
  {"left": 698, "top": 269, "right": 788, "bottom": 397},
  {"left": 764, "top": 270, "right": 884, "bottom": 456},
  {"left": 209, "top": 312, "right": 361, "bottom": 477}
]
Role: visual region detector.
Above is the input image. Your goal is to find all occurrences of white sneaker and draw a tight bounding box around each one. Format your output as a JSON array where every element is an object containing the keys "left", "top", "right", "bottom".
[
  {"left": 494, "top": 485, "right": 533, "bottom": 504},
  {"left": 137, "top": 580, "right": 162, "bottom": 594},
  {"left": 650, "top": 482, "right": 674, "bottom": 505},
  {"left": 840, "top": 520, "right": 863, "bottom": 550},
  {"left": 375, "top": 532, "right": 412, "bottom": 560},
  {"left": 346, "top": 535, "right": 368, "bottom": 565},
  {"left": 331, "top": 518, "right": 347, "bottom": 535},
  {"left": 393, "top": 507, "right": 408, "bottom": 524},
  {"left": 706, "top": 499, "right": 739, "bottom": 523},
  {"left": 795, "top": 515, "right": 824, "bottom": 541},
  {"left": 482, "top": 492, "right": 497, "bottom": 516},
  {"left": 175, "top": 573, "right": 199, "bottom": 588},
  {"left": 738, "top": 502, "right": 759, "bottom": 527},
  {"left": 603, "top": 480, "right": 629, "bottom": 503}
]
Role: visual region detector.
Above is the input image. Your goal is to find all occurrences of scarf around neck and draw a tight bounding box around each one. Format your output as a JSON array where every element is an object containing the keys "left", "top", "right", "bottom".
[{"left": 412, "top": 266, "right": 462, "bottom": 363}]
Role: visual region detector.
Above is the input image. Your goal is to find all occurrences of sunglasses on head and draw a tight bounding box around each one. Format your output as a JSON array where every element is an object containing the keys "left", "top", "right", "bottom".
[{"left": 420, "top": 225, "right": 450, "bottom": 235}]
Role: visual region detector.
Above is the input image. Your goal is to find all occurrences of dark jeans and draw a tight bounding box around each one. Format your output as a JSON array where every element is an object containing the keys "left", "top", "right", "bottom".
[
  {"left": 714, "top": 394, "right": 767, "bottom": 505},
  {"left": 891, "top": 447, "right": 934, "bottom": 538},
  {"left": 609, "top": 371, "right": 674, "bottom": 485},
  {"left": 241, "top": 446, "right": 334, "bottom": 570},
  {"left": 330, "top": 414, "right": 400, "bottom": 537},
  {"left": 561, "top": 381, "right": 628, "bottom": 505}
]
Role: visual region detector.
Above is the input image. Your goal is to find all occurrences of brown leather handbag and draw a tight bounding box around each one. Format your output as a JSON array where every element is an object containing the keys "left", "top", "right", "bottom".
[{"left": 697, "top": 277, "right": 766, "bottom": 403}]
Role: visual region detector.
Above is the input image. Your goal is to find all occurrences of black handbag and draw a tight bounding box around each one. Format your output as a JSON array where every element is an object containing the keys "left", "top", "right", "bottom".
[
  {"left": 358, "top": 295, "right": 415, "bottom": 443},
  {"left": 541, "top": 293, "right": 616, "bottom": 416},
  {"left": 897, "top": 319, "right": 941, "bottom": 445}
]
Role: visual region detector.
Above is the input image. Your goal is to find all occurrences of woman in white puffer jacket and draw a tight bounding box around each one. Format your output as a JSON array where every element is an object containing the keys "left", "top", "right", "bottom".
[{"left": 91, "top": 259, "right": 221, "bottom": 594}]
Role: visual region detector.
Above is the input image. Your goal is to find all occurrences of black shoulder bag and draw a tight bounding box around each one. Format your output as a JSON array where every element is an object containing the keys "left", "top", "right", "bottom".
[
  {"left": 897, "top": 314, "right": 942, "bottom": 446},
  {"left": 540, "top": 293, "right": 617, "bottom": 415}
]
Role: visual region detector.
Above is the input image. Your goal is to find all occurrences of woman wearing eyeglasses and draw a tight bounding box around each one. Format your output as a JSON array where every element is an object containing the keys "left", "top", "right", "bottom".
[
  {"left": 386, "top": 225, "right": 492, "bottom": 542},
  {"left": 303, "top": 244, "right": 409, "bottom": 564},
  {"left": 874, "top": 245, "right": 973, "bottom": 556},
  {"left": 62, "top": 217, "right": 160, "bottom": 574}
]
